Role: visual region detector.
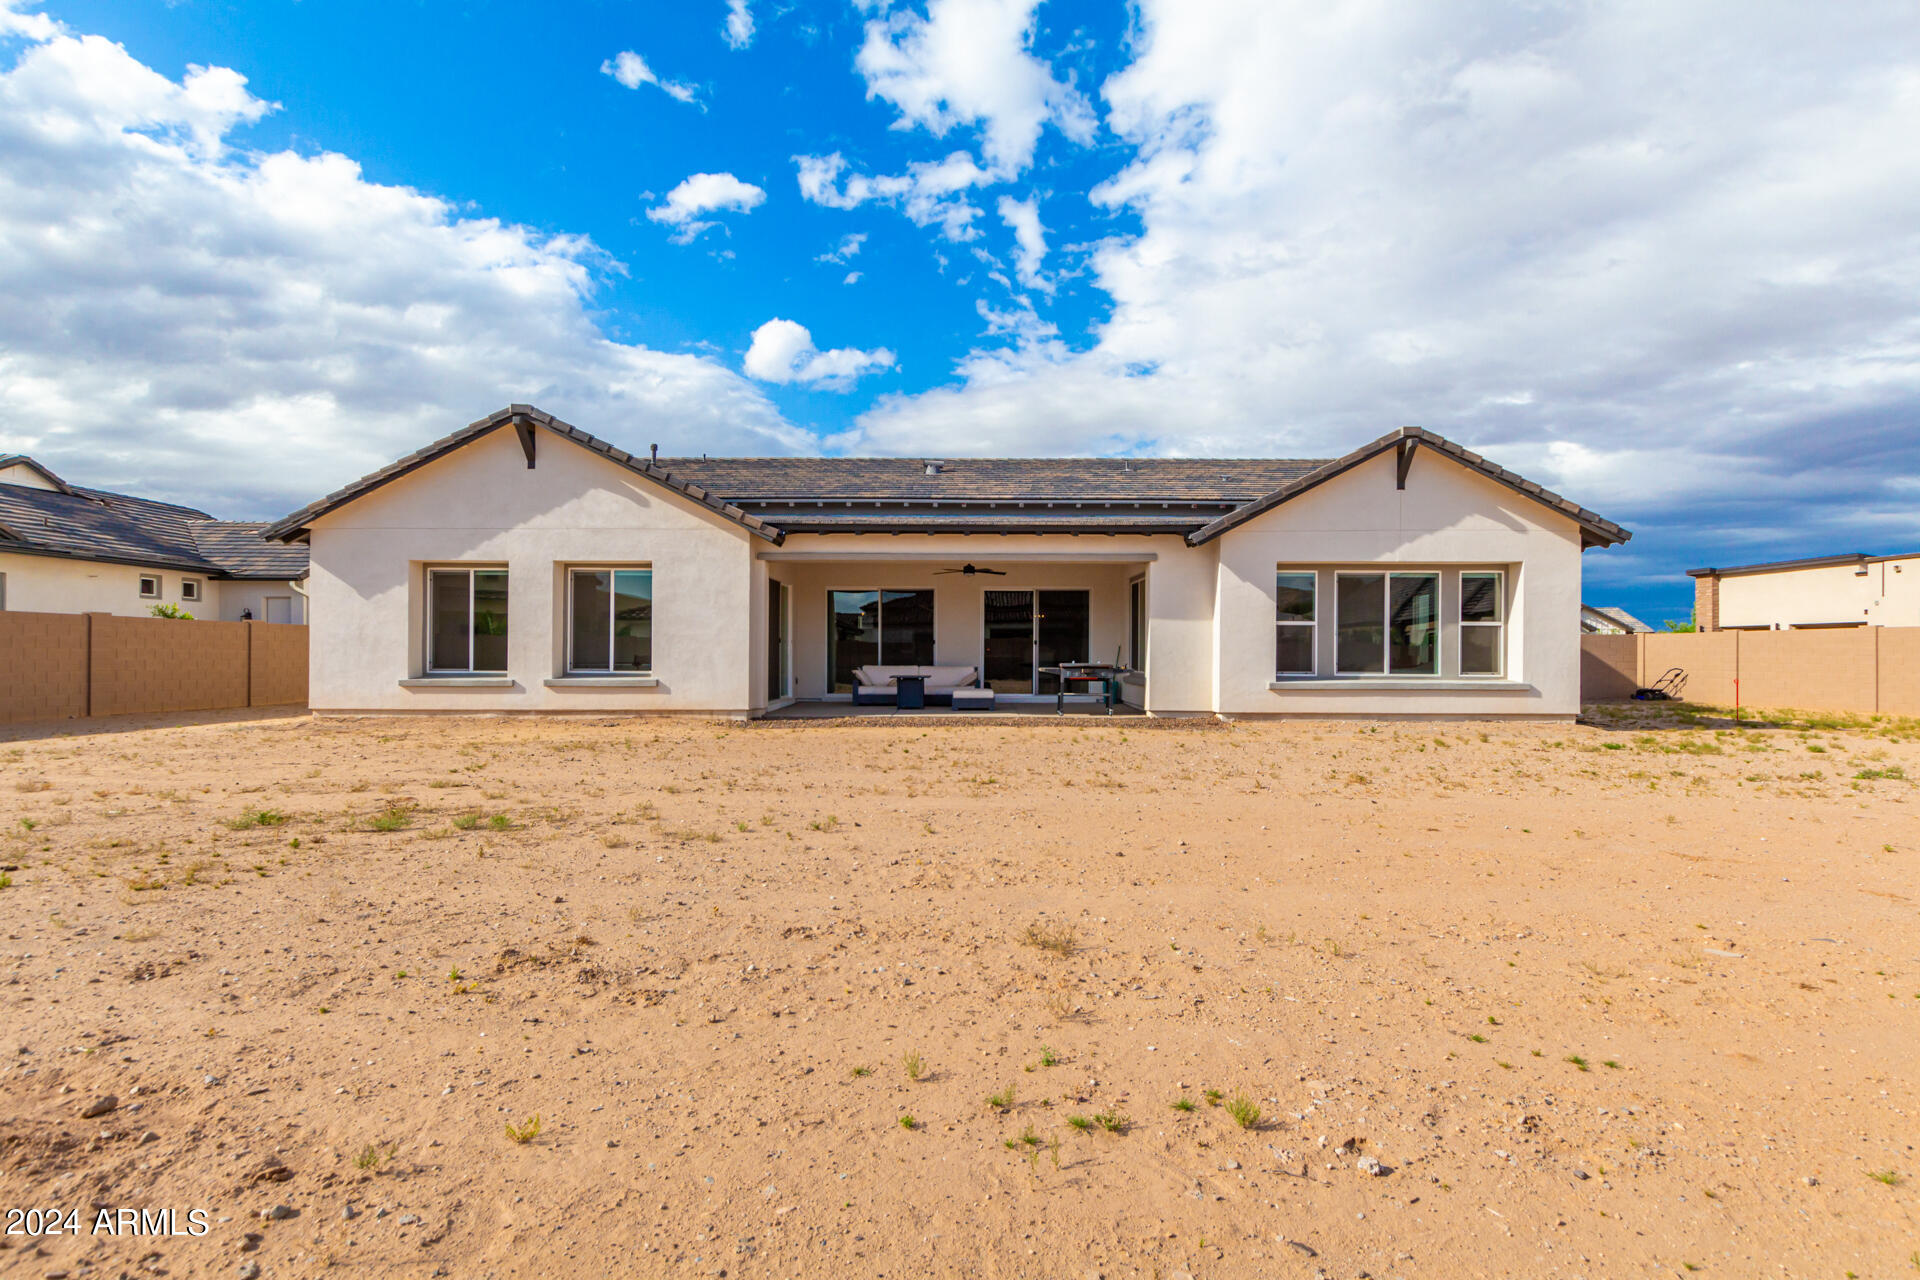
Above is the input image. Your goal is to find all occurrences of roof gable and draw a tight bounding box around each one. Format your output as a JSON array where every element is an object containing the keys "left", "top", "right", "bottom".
[
  {"left": 260, "top": 405, "right": 785, "bottom": 544},
  {"left": 1186, "top": 427, "right": 1630, "bottom": 549},
  {"left": 0, "top": 455, "right": 73, "bottom": 494}
]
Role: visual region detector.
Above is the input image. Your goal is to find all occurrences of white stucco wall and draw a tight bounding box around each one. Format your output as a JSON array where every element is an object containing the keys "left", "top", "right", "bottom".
[
  {"left": 1210, "top": 450, "right": 1587, "bottom": 718},
  {"left": 212, "top": 580, "right": 306, "bottom": 624},
  {"left": 303, "top": 426, "right": 758, "bottom": 714},
  {"left": 1715, "top": 556, "right": 1919, "bottom": 629},
  {"left": 0, "top": 551, "right": 208, "bottom": 617}
]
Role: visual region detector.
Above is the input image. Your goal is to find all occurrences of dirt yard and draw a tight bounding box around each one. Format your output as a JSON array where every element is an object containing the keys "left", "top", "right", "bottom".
[{"left": 0, "top": 707, "right": 1915, "bottom": 1280}]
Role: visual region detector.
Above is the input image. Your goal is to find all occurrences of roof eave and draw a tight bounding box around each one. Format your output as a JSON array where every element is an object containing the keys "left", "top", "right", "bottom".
[
  {"left": 1187, "top": 426, "right": 1631, "bottom": 549},
  {"left": 259, "top": 406, "right": 785, "bottom": 546}
]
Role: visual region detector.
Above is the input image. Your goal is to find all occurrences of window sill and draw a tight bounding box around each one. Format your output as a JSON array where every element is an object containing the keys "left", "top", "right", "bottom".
[
  {"left": 1268, "top": 678, "right": 1530, "bottom": 692},
  {"left": 543, "top": 676, "right": 660, "bottom": 688},
  {"left": 398, "top": 676, "right": 514, "bottom": 688}
]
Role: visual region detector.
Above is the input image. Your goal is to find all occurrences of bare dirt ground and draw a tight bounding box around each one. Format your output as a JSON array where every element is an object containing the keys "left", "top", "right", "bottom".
[{"left": 1, "top": 707, "right": 1915, "bottom": 1280}]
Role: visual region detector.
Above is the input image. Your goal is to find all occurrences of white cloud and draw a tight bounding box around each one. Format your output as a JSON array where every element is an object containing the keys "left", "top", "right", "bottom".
[
  {"left": 854, "top": 0, "right": 1094, "bottom": 176},
  {"left": 817, "top": 232, "right": 868, "bottom": 264},
  {"left": 646, "top": 171, "right": 767, "bottom": 242},
  {"left": 744, "top": 318, "right": 895, "bottom": 389},
  {"left": 0, "top": 0, "right": 56, "bottom": 41},
  {"left": 843, "top": 271, "right": 862, "bottom": 285},
  {"left": 995, "top": 194, "right": 1047, "bottom": 291},
  {"left": 600, "top": 50, "right": 698, "bottom": 105},
  {"left": 723, "top": 0, "right": 754, "bottom": 51},
  {"left": 794, "top": 149, "right": 989, "bottom": 240},
  {"left": 847, "top": 0, "right": 1920, "bottom": 546},
  {"left": 0, "top": 25, "right": 805, "bottom": 517}
]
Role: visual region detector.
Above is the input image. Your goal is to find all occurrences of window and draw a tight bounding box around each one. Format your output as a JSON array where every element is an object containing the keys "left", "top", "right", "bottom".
[
  {"left": 1336, "top": 572, "right": 1438, "bottom": 675},
  {"left": 426, "top": 568, "right": 508, "bottom": 673},
  {"left": 1129, "top": 578, "right": 1146, "bottom": 670},
  {"left": 828, "top": 589, "right": 934, "bottom": 693},
  {"left": 180, "top": 579, "right": 202, "bottom": 602},
  {"left": 139, "top": 575, "right": 160, "bottom": 599},
  {"left": 1274, "top": 571, "right": 1316, "bottom": 675},
  {"left": 1459, "top": 571, "right": 1505, "bottom": 676},
  {"left": 568, "top": 568, "right": 652, "bottom": 674}
]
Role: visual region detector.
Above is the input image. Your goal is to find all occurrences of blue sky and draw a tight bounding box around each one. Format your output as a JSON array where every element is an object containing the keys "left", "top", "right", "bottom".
[{"left": 3, "top": 0, "right": 1919, "bottom": 627}]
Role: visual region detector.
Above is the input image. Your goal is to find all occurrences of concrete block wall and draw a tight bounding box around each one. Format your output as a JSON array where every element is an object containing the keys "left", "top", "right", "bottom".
[
  {"left": 1581, "top": 626, "right": 1920, "bottom": 717},
  {"left": 248, "top": 621, "right": 309, "bottom": 707},
  {"left": 89, "top": 615, "right": 249, "bottom": 716},
  {"left": 0, "top": 612, "right": 89, "bottom": 722},
  {"left": 1, "top": 609, "right": 308, "bottom": 724}
]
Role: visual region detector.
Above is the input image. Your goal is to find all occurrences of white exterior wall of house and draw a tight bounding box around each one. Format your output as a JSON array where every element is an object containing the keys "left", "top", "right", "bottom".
[
  {"left": 1210, "top": 450, "right": 1585, "bottom": 718},
  {"left": 0, "top": 550, "right": 203, "bottom": 617},
  {"left": 303, "top": 426, "right": 757, "bottom": 715},
  {"left": 211, "top": 580, "right": 306, "bottom": 624},
  {"left": 1713, "top": 556, "right": 1920, "bottom": 629}
]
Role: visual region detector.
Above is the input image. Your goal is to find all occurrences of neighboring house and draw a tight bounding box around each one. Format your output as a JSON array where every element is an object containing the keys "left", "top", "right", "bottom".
[
  {"left": 0, "top": 454, "right": 309, "bottom": 621},
  {"left": 1689, "top": 552, "right": 1919, "bottom": 631},
  {"left": 262, "top": 405, "right": 1629, "bottom": 719},
  {"left": 1580, "top": 604, "right": 1652, "bottom": 634}
]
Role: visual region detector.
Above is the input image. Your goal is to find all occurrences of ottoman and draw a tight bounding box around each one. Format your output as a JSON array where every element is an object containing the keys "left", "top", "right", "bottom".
[{"left": 950, "top": 686, "right": 996, "bottom": 711}]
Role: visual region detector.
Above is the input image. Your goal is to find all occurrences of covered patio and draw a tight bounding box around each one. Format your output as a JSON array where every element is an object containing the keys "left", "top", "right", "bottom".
[
  {"left": 755, "top": 546, "right": 1162, "bottom": 716},
  {"left": 759, "top": 697, "right": 1146, "bottom": 720}
]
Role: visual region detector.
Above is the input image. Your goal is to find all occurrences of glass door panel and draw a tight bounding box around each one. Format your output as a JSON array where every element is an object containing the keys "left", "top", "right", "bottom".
[
  {"left": 828, "top": 590, "right": 880, "bottom": 693},
  {"left": 1035, "top": 590, "right": 1090, "bottom": 695},
  {"left": 983, "top": 590, "right": 1035, "bottom": 693}
]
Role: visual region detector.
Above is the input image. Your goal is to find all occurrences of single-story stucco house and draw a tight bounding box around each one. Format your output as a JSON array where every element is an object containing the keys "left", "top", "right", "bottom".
[
  {"left": 260, "top": 405, "right": 1629, "bottom": 719},
  {"left": 0, "top": 454, "right": 309, "bottom": 621},
  {"left": 1689, "top": 551, "right": 1918, "bottom": 631}
]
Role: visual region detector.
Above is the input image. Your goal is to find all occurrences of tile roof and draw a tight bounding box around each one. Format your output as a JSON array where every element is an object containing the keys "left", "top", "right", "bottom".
[
  {"left": 259, "top": 404, "right": 1628, "bottom": 549},
  {"left": 0, "top": 471, "right": 308, "bottom": 580},
  {"left": 654, "top": 456, "right": 1325, "bottom": 503},
  {"left": 260, "top": 405, "right": 784, "bottom": 544}
]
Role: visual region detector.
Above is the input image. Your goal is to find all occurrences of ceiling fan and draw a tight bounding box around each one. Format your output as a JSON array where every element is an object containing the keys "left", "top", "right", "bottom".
[{"left": 933, "top": 563, "right": 1008, "bottom": 576}]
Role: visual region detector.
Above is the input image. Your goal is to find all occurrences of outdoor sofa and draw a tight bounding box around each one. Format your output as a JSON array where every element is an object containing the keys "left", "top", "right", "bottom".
[{"left": 851, "top": 665, "right": 980, "bottom": 706}]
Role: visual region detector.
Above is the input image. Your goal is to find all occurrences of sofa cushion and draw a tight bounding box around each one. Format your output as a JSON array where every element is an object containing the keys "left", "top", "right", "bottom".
[{"left": 919, "top": 665, "right": 977, "bottom": 689}]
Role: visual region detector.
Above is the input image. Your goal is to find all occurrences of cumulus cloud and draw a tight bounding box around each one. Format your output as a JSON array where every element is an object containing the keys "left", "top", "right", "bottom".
[
  {"left": 854, "top": 0, "right": 1094, "bottom": 176},
  {"left": 600, "top": 49, "right": 698, "bottom": 105},
  {"left": 794, "top": 149, "right": 989, "bottom": 240},
  {"left": 646, "top": 171, "right": 767, "bottom": 242},
  {"left": 995, "top": 194, "right": 1047, "bottom": 291},
  {"left": 744, "top": 319, "right": 895, "bottom": 389},
  {"left": 847, "top": 0, "right": 1920, "bottom": 564},
  {"left": 723, "top": 0, "right": 754, "bottom": 51},
  {"left": 0, "top": 25, "right": 805, "bottom": 517}
]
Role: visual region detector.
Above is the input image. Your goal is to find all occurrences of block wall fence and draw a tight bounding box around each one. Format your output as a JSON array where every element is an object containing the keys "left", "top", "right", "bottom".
[
  {"left": 0, "top": 610, "right": 307, "bottom": 724},
  {"left": 1581, "top": 627, "right": 1920, "bottom": 716}
]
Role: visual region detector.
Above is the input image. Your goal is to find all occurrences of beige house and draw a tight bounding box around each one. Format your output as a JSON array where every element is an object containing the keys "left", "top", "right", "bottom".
[
  {"left": 262, "top": 405, "right": 1629, "bottom": 719},
  {"left": 1690, "top": 552, "right": 1920, "bottom": 631},
  {"left": 0, "top": 454, "right": 308, "bottom": 622}
]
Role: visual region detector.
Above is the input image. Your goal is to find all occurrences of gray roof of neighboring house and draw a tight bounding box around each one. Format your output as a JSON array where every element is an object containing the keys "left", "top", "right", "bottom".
[
  {"left": 0, "top": 469, "right": 308, "bottom": 580},
  {"left": 1582, "top": 605, "right": 1652, "bottom": 632},
  {"left": 261, "top": 404, "right": 1630, "bottom": 550},
  {"left": 1687, "top": 551, "right": 1915, "bottom": 578}
]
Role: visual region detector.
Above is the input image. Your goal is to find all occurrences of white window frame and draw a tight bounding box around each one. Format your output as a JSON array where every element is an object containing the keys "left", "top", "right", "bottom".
[
  {"left": 138, "top": 574, "right": 161, "bottom": 599},
  {"left": 1274, "top": 569, "right": 1317, "bottom": 676},
  {"left": 565, "top": 566, "right": 654, "bottom": 676},
  {"left": 425, "top": 566, "right": 509, "bottom": 674},
  {"left": 1458, "top": 569, "right": 1506, "bottom": 677},
  {"left": 1334, "top": 570, "right": 1442, "bottom": 676},
  {"left": 180, "top": 578, "right": 202, "bottom": 603}
]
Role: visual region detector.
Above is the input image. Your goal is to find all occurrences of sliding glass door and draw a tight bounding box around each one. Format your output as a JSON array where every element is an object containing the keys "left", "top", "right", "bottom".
[
  {"left": 828, "top": 589, "right": 934, "bottom": 693},
  {"left": 982, "top": 589, "right": 1090, "bottom": 694}
]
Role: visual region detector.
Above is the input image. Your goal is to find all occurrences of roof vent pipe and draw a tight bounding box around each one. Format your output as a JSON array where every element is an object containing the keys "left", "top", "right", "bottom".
[{"left": 650, "top": 443, "right": 658, "bottom": 463}]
